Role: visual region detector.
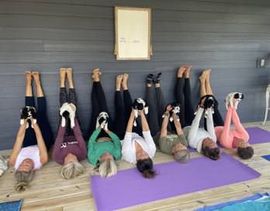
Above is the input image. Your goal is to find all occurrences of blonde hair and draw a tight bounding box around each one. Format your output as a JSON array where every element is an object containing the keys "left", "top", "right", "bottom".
[
  {"left": 61, "top": 161, "right": 84, "bottom": 179},
  {"left": 99, "top": 159, "right": 117, "bottom": 178},
  {"left": 15, "top": 170, "right": 34, "bottom": 192}
]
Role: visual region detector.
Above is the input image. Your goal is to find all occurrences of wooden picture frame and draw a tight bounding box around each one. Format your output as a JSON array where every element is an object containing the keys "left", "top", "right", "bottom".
[{"left": 114, "top": 6, "right": 152, "bottom": 60}]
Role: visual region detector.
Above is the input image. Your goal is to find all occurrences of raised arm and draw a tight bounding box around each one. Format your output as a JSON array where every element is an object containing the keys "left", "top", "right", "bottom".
[
  {"left": 173, "top": 113, "right": 184, "bottom": 136},
  {"left": 205, "top": 108, "right": 216, "bottom": 142},
  {"left": 104, "top": 129, "right": 121, "bottom": 148},
  {"left": 188, "top": 107, "right": 204, "bottom": 142},
  {"left": 73, "top": 119, "right": 87, "bottom": 155},
  {"left": 140, "top": 111, "right": 150, "bottom": 132},
  {"left": 126, "top": 109, "right": 135, "bottom": 133},
  {"left": 231, "top": 108, "right": 249, "bottom": 139},
  {"left": 160, "top": 105, "right": 172, "bottom": 138},
  {"left": 32, "top": 120, "right": 48, "bottom": 165},
  {"left": 160, "top": 112, "right": 169, "bottom": 138},
  {"left": 9, "top": 121, "right": 27, "bottom": 166},
  {"left": 88, "top": 128, "right": 101, "bottom": 150}
]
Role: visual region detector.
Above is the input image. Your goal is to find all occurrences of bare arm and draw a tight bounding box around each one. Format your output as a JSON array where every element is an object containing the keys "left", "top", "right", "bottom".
[
  {"left": 9, "top": 121, "right": 27, "bottom": 166},
  {"left": 140, "top": 111, "right": 150, "bottom": 132},
  {"left": 160, "top": 112, "right": 169, "bottom": 138},
  {"left": 173, "top": 113, "right": 184, "bottom": 136},
  {"left": 126, "top": 110, "right": 135, "bottom": 133},
  {"left": 32, "top": 121, "right": 48, "bottom": 165},
  {"left": 73, "top": 119, "right": 86, "bottom": 150}
]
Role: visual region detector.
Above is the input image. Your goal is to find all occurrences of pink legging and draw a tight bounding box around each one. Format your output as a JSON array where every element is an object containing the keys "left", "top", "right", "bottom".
[{"left": 215, "top": 107, "right": 249, "bottom": 149}]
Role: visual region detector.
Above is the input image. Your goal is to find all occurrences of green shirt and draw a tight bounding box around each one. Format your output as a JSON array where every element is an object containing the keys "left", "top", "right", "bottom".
[{"left": 87, "top": 128, "right": 122, "bottom": 166}]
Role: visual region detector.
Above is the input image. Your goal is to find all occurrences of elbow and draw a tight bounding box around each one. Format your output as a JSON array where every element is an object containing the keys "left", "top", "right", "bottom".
[
  {"left": 8, "top": 158, "right": 15, "bottom": 167},
  {"left": 40, "top": 156, "right": 48, "bottom": 165}
]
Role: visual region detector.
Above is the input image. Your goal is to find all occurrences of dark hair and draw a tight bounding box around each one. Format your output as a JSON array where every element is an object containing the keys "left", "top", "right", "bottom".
[
  {"left": 202, "top": 147, "right": 220, "bottom": 160},
  {"left": 136, "top": 158, "right": 156, "bottom": 179},
  {"left": 237, "top": 146, "right": 254, "bottom": 159}
]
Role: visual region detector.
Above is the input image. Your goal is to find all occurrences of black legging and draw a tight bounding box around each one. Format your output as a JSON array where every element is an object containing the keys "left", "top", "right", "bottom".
[
  {"left": 175, "top": 77, "right": 194, "bottom": 127},
  {"left": 87, "top": 81, "right": 110, "bottom": 139},
  {"left": 113, "top": 90, "right": 132, "bottom": 139},
  {"left": 146, "top": 85, "right": 165, "bottom": 136},
  {"left": 198, "top": 96, "right": 224, "bottom": 130},
  {"left": 211, "top": 97, "right": 224, "bottom": 127},
  {"left": 60, "top": 88, "right": 77, "bottom": 106},
  {"left": 23, "top": 96, "right": 53, "bottom": 150}
]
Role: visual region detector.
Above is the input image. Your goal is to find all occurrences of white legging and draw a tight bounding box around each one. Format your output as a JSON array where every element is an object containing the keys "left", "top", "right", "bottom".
[{"left": 188, "top": 107, "right": 217, "bottom": 152}]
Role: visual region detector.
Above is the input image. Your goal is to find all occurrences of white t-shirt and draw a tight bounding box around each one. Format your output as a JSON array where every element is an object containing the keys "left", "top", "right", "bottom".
[
  {"left": 121, "top": 131, "right": 156, "bottom": 164},
  {"left": 14, "top": 145, "right": 42, "bottom": 170}
]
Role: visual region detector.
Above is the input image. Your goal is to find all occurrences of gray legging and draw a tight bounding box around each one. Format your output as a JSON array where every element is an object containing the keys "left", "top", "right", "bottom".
[
  {"left": 175, "top": 77, "right": 195, "bottom": 127},
  {"left": 146, "top": 85, "right": 165, "bottom": 137},
  {"left": 59, "top": 87, "right": 77, "bottom": 106}
]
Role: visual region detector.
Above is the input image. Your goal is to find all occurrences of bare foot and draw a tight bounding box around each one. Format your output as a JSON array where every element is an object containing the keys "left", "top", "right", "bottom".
[
  {"left": 204, "top": 68, "right": 212, "bottom": 81},
  {"left": 92, "top": 68, "right": 101, "bottom": 82},
  {"left": 204, "top": 68, "right": 211, "bottom": 75},
  {"left": 59, "top": 68, "right": 66, "bottom": 87},
  {"left": 177, "top": 66, "right": 186, "bottom": 78},
  {"left": 122, "top": 73, "right": 129, "bottom": 90},
  {"left": 199, "top": 69, "right": 209, "bottom": 82},
  {"left": 116, "top": 74, "right": 123, "bottom": 91},
  {"left": 25, "top": 71, "right": 32, "bottom": 83},
  {"left": 184, "top": 65, "right": 192, "bottom": 78},
  {"left": 60, "top": 68, "right": 66, "bottom": 78},
  {"left": 66, "top": 68, "right": 74, "bottom": 88},
  {"left": 66, "top": 68, "right": 72, "bottom": 76},
  {"left": 32, "top": 71, "right": 40, "bottom": 83}
]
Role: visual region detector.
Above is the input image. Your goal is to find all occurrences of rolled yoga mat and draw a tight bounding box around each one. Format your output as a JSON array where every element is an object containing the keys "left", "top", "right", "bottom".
[
  {"left": 91, "top": 154, "right": 260, "bottom": 211},
  {"left": 246, "top": 127, "right": 270, "bottom": 144}
]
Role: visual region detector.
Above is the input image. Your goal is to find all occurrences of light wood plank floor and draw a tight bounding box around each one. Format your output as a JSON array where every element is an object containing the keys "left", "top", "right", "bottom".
[{"left": 1, "top": 122, "right": 270, "bottom": 211}]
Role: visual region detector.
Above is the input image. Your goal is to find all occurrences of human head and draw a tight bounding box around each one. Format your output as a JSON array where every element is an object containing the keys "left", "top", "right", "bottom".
[
  {"left": 202, "top": 138, "right": 220, "bottom": 160},
  {"left": 61, "top": 161, "right": 84, "bottom": 179},
  {"left": 98, "top": 155, "right": 117, "bottom": 178},
  {"left": 61, "top": 153, "right": 84, "bottom": 179},
  {"left": 172, "top": 143, "right": 190, "bottom": 163},
  {"left": 18, "top": 158, "right": 34, "bottom": 172},
  {"left": 136, "top": 158, "right": 156, "bottom": 179},
  {"left": 15, "top": 158, "right": 35, "bottom": 192},
  {"left": 237, "top": 146, "right": 254, "bottom": 159}
]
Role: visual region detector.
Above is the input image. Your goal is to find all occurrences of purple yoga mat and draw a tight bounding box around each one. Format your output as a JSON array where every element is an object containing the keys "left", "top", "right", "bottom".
[
  {"left": 91, "top": 154, "right": 260, "bottom": 211},
  {"left": 246, "top": 127, "right": 270, "bottom": 144}
]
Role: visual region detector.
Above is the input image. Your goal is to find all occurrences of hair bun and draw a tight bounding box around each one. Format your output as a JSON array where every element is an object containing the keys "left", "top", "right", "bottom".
[{"left": 15, "top": 182, "right": 28, "bottom": 192}]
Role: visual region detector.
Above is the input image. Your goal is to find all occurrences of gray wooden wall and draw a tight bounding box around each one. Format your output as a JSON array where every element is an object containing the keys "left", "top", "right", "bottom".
[{"left": 1, "top": 0, "right": 270, "bottom": 149}]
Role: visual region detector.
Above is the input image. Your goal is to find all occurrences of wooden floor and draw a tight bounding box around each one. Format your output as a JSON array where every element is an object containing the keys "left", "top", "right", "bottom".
[{"left": 1, "top": 122, "right": 270, "bottom": 211}]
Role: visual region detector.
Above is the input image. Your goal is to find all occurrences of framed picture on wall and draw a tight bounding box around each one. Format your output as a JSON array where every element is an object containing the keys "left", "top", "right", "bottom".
[{"left": 114, "top": 6, "right": 152, "bottom": 60}]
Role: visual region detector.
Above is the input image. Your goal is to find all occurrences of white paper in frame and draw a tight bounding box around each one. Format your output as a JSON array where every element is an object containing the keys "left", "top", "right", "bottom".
[{"left": 114, "top": 6, "right": 152, "bottom": 60}]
